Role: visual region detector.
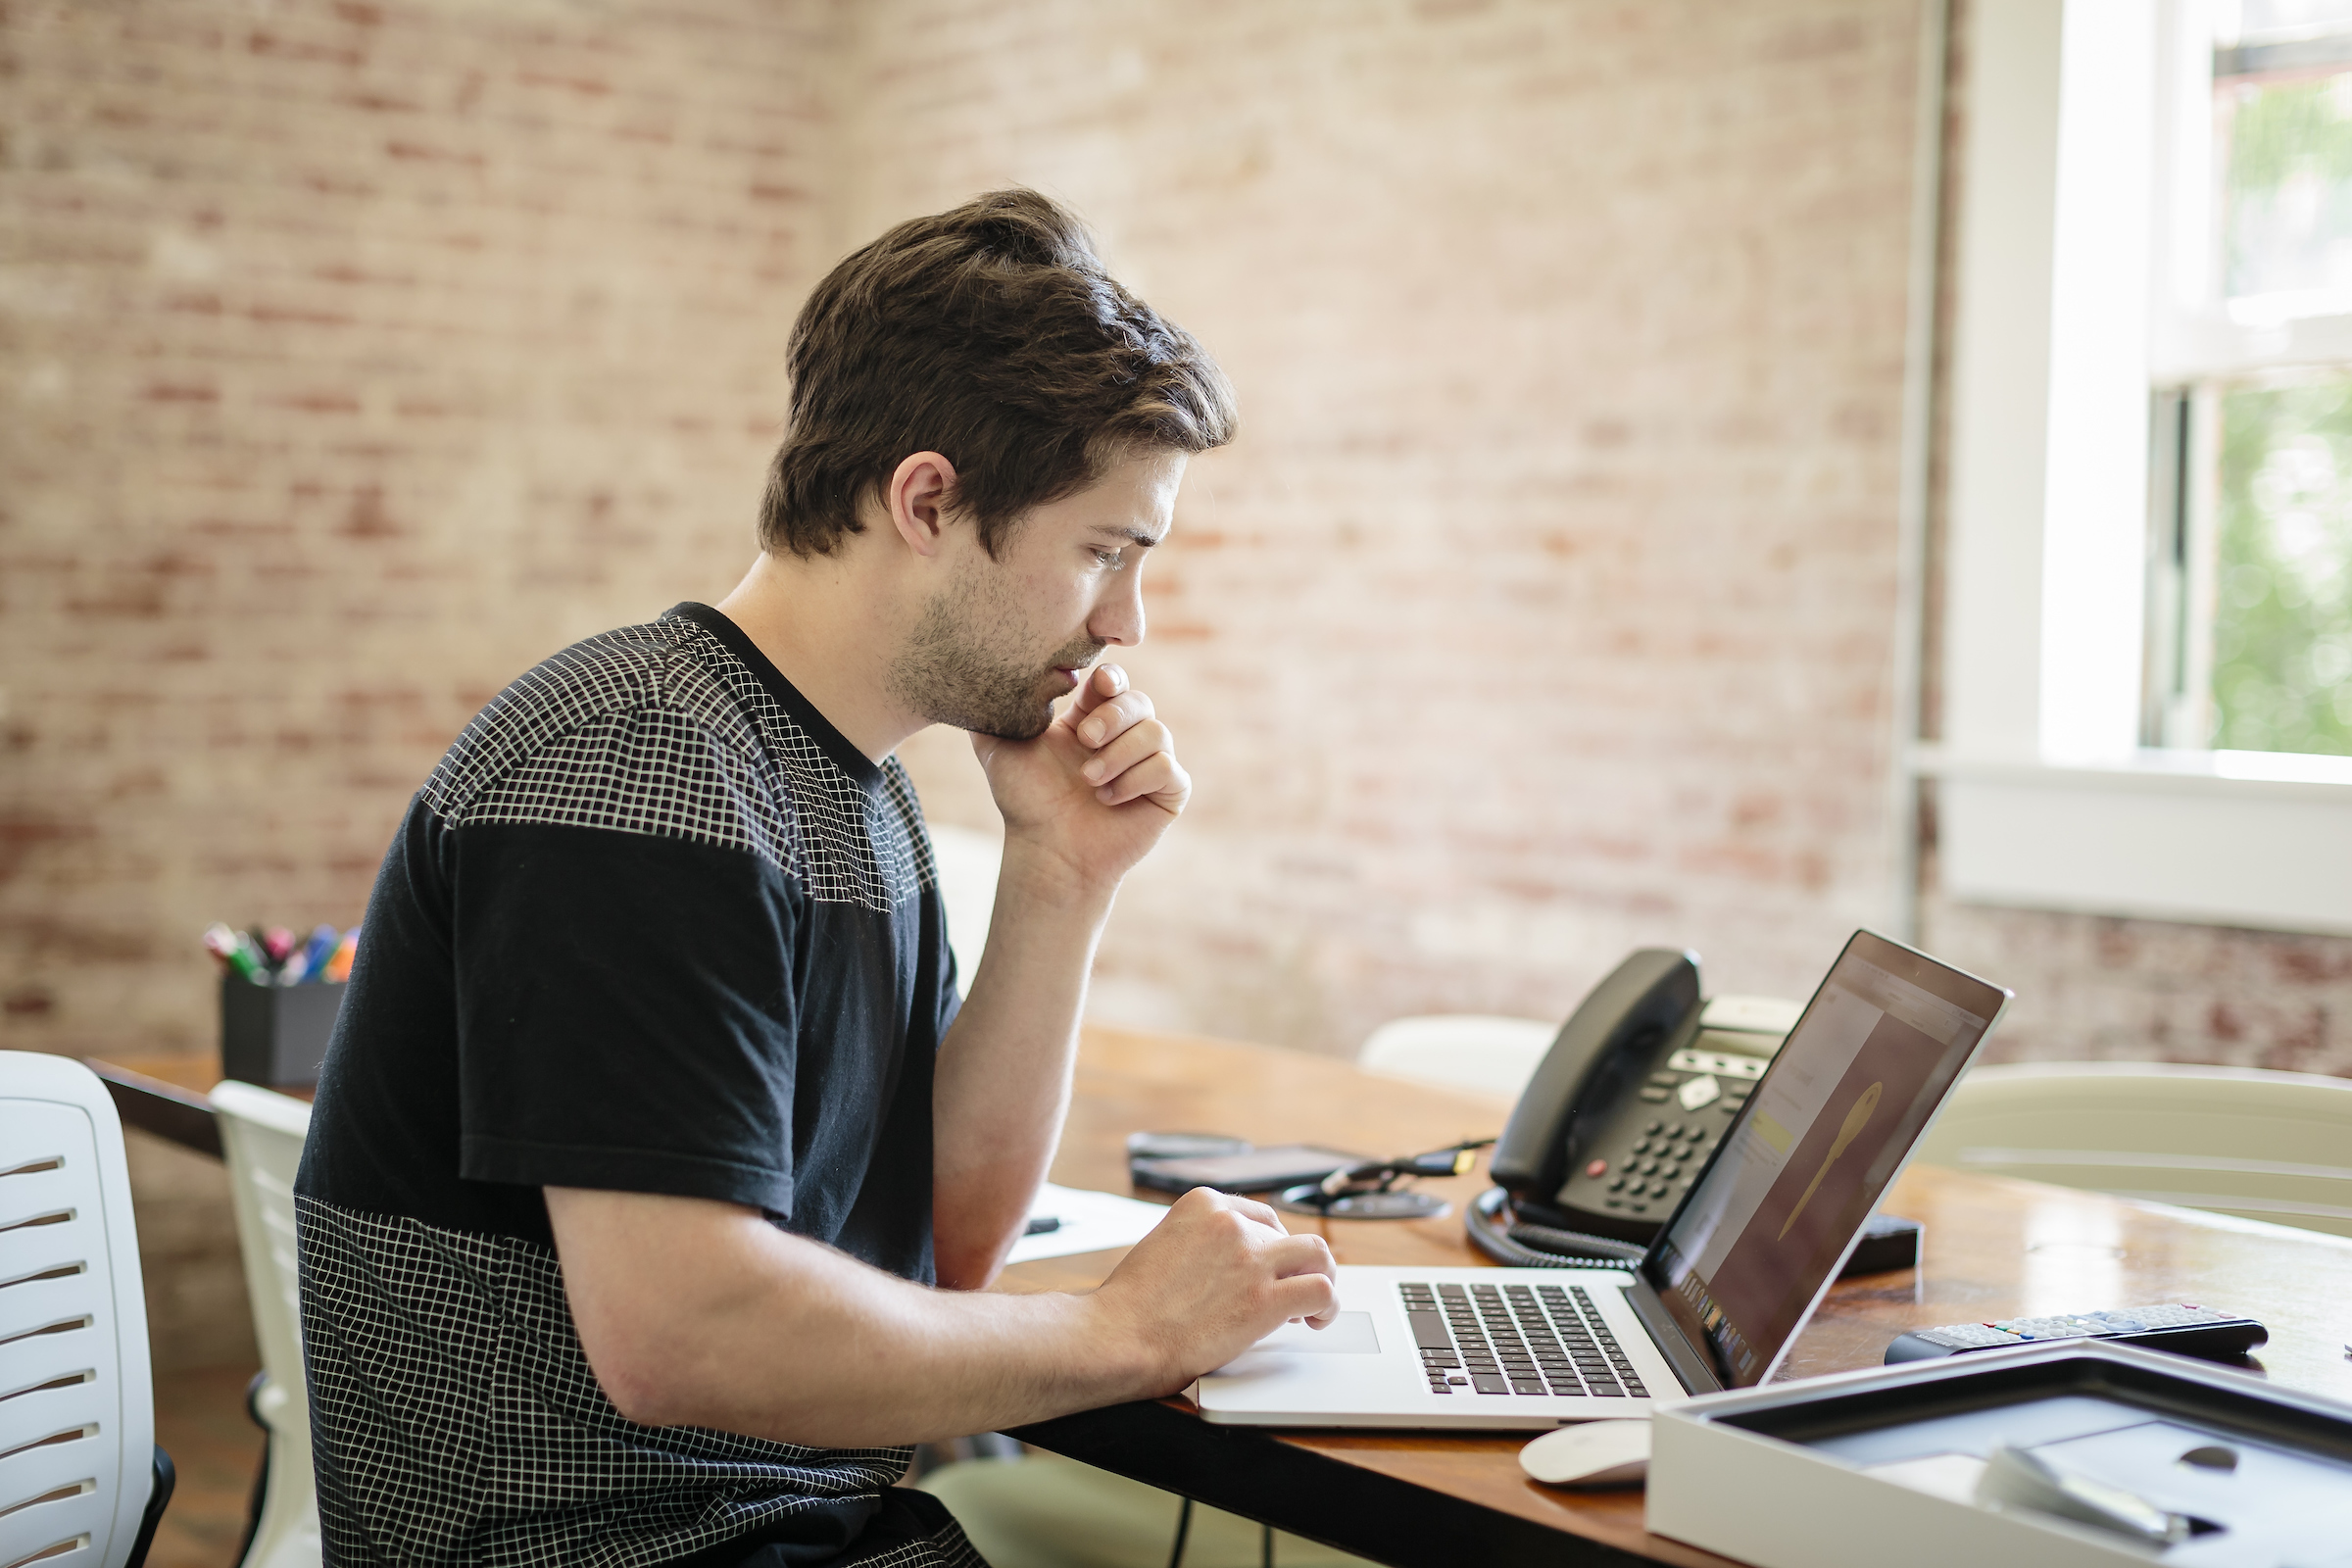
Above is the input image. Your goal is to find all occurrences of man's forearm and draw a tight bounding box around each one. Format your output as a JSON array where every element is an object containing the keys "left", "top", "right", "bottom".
[
  {"left": 548, "top": 1185, "right": 1338, "bottom": 1449},
  {"left": 933, "top": 659, "right": 1195, "bottom": 1286},
  {"left": 929, "top": 843, "right": 1116, "bottom": 1288},
  {"left": 552, "top": 1189, "right": 1146, "bottom": 1445}
]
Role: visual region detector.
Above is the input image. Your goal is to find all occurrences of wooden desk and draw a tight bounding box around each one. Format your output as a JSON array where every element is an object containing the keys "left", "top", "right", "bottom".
[
  {"left": 87, "top": 1055, "right": 240, "bottom": 1157},
  {"left": 94, "top": 1029, "right": 2352, "bottom": 1568},
  {"left": 1001, "top": 1025, "right": 2352, "bottom": 1568}
]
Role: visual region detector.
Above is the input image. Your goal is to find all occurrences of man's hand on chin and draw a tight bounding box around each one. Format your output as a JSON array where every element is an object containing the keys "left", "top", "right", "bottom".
[{"left": 971, "top": 662, "right": 1190, "bottom": 894}]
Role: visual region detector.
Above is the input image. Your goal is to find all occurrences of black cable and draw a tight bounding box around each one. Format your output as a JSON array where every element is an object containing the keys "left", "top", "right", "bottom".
[
  {"left": 1464, "top": 1186, "right": 1643, "bottom": 1268},
  {"left": 1166, "top": 1496, "right": 1193, "bottom": 1568},
  {"left": 1261, "top": 1522, "right": 1273, "bottom": 1568},
  {"left": 1316, "top": 1138, "right": 1496, "bottom": 1198}
]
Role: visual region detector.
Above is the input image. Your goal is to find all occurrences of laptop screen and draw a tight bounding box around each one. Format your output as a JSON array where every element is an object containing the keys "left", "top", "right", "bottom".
[{"left": 1646, "top": 931, "right": 2009, "bottom": 1388}]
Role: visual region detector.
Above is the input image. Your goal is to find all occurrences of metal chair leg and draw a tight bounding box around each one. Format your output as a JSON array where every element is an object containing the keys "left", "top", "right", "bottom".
[
  {"left": 124, "top": 1446, "right": 175, "bottom": 1568},
  {"left": 236, "top": 1369, "right": 273, "bottom": 1568}
]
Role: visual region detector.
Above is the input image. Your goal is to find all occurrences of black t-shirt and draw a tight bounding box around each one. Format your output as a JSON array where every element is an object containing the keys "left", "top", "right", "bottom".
[{"left": 293, "top": 604, "right": 980, "bottom": 1568}]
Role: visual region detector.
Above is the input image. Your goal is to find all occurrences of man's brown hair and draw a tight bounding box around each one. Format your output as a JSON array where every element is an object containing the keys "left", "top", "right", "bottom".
[{"left": 759, "top": 189, "right": 1238, "bottom": 558}]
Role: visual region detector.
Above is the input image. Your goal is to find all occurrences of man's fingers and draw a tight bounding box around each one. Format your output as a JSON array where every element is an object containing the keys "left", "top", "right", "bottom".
[
  {"left": 1067, "top": 662, "right": 1125, "bottom": 723},
  {"left": 1221, "top": 1194, "right": 1288, "bottom": 1235},
  {"left": 1263, "top": 1231, "right": 1336, "bottom": 1327},
  {"left": 1075, "top": 687, "right": 1155, "bottom": 748},
  {"left": 1079, "top": 719, "right": 1171, "bottom": 789},
  {"left": 1271, "top": 1272, "right": 1341, "bottom": 1328},
  {"left": 1263, "top": 1231, "right": 1336, "bottom": 1278},
  {"left": 1099, "top": 752, "right": 1190, "bottom": 810}
]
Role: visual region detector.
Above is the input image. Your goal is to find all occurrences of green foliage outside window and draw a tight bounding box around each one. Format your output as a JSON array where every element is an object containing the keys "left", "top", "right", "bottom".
[
  {"left": 2215, "top": 378, "right": 2352, "bottom": 755},
  {"left": 2224, "top": 73, "right": 2352, "bottom": 297},
  {"left": 2208, "top": 70, "right": 2352, "bottom": 753}
]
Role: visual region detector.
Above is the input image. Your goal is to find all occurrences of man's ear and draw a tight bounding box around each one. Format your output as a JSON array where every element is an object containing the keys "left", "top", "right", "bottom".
[{"left": 884, "top": 452, "right": 960, "bottom": 559}]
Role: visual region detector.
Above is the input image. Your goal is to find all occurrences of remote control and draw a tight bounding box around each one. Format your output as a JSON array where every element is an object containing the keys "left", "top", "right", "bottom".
[{"left": 1885, "top": 1303, "right": 2267, "bottom": 1364}]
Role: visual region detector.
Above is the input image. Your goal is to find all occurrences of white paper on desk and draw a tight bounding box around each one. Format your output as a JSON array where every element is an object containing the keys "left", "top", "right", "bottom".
[{"left": 1007, "top": 1183, "right": 1169, "bottom": 1264}]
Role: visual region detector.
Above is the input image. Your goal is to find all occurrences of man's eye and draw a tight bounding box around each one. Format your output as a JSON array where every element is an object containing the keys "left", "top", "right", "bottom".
[{"left": 1092, "top": 548, "right": 1128, "bottom": 570}]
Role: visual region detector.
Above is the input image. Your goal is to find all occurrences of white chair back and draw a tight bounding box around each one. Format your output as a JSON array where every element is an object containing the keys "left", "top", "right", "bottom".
[
  {"left": 1, "top": 1052, "right": 157, "bottom": 1568},
  {"left": 1358, "top": 996, "right": 1802, "bottom": 1103},
  {"left": 1914, "top": 1061, "right": 2352, "bottom": 1238},
  {"left": 210, "top": 1081, "right": 320, "bottom": 1568},
  {"left": 1356, "top": 1015, "right": 1559, "bottom": 1102},
  {"left": 927, "top": 822, "right": 1002, "bottom": 1001}
]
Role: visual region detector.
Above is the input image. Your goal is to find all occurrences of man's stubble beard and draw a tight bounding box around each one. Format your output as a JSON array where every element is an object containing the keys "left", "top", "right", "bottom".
[{"left": 890, "top": 571, "right": 1102, "bottom": 741}]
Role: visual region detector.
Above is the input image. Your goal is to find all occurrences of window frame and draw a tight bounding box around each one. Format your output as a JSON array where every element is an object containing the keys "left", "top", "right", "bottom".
[{"left": 1929, "top": 0, "right": 2352, "bottom": 937}]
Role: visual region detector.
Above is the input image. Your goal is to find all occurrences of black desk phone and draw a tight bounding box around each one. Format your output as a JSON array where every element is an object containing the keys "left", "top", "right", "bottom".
[
  {"left": 1470, "top": 948, "right": 1923, "bottom": 1271},
  {"left": 1467, "top": 947, "right": 1918, "bottom": 1277},
  {"left": 1470, "top": 948, "right": 1796, "bottom": 1266}
]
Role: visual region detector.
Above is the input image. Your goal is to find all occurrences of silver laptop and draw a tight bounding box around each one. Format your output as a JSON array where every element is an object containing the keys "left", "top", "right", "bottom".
[{"left": 1193, "top": 930, "right": 2011, "bottom": 1429}]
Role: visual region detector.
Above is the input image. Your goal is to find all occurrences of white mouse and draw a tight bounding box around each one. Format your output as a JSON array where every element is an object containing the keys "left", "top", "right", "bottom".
[{"left": 1519, "top": 1418, "right": 1652, "bottom": 1488}]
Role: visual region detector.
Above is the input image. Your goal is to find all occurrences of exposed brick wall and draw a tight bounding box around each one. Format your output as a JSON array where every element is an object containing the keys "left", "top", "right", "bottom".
[
  {"left": 0, "top": 0, "right": 827, "bottom": 1059},
  {"left": 1920, "top": 890, "right": 2352, "bottom": 1077},
  {"left": 858, "top": 0, "right": 1932, "bottom": 1048},
  {"left": 0, "top": 0, "right": 832, "bottom": 1367}
]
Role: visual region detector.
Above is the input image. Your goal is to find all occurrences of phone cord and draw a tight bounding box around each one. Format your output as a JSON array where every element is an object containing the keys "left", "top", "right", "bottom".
[{"left": 1466, "top": 1186, "right": 1643, "bottom": 1269}]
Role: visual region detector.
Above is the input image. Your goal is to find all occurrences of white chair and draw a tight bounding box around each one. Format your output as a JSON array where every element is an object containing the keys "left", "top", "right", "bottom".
[
  {"left": 928, "top": 822, "right": 1003, "bottom": 1000},
  {"left": 210, "top": 1082, "right": 321, "bottom": 1568},
  {"left": 1356, "top": 1015, "right": 1560, "bottom": 1101},
  {"left": 1, "top": 1051, "right": 172, "bottom": 1568},
  {"left": 923, "top": 1451, "right": 1375, "bottom": 1568},
  {"left": 1913, "top": 1061, "right": 2352, "bottom": 1238},
  {"left": 1359, "top": 996, "right": 1808, "bottom": 1103}
]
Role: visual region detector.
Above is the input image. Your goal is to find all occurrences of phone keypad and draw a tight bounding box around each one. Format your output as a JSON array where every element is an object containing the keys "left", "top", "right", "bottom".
[
  {"left": 1590, "top": 1120, "right": 1721, "bottom": 1215},
  {"left": 1562, "top": 1026, "right": 1779, "bottom": 1222}
]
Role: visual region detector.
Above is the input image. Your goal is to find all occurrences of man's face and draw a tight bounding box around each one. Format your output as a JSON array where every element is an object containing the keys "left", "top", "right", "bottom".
[{"left": 891, "top": 448, "right": 1186, "bottom": 740}]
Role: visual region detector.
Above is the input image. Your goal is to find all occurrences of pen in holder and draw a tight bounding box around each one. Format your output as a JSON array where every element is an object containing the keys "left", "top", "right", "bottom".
[
  {"left": 219, "top": 973, "right": 344, "bottom": 1088},
  {"left": 207, "top": 920, "right": 353, "bottom": 1086}
]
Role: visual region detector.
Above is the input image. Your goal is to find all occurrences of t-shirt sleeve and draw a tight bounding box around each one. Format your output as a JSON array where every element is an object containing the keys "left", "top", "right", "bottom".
[{"left": 448, "top": 819, "right": 805, "bottom": 1216}]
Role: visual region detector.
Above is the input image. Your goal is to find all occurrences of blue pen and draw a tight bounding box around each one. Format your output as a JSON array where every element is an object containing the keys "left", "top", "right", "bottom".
[{"left": 295, "top": 924, "right": 339, "bottom": 984}]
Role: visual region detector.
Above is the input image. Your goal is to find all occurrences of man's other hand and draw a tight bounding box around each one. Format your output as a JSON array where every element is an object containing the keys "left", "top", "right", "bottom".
[
  {"left": 1086, "top": 1187, "right": 1340, "bottom": 1394},
  {"left": 972, "top": 662, "right": 1188, "bottom": 895}
]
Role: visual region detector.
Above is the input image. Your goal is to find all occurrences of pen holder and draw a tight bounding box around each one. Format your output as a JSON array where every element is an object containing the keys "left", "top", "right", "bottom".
[{"left": 220, "top": 975, "right": 345, "bottom": 1087}]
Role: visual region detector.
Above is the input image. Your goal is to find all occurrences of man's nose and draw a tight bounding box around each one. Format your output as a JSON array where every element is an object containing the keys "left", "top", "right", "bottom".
[{"left": 1090, "top": 572, "right": 1147, "bottom": 647}]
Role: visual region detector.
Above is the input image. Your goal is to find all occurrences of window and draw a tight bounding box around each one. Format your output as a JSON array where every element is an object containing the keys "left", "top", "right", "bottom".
[
  {"left": 1931, "top": 0, "right": 2352, "bottom": 936},
  {"left": 2148, "top": 1, "right": 2352, "bottom": 759}
]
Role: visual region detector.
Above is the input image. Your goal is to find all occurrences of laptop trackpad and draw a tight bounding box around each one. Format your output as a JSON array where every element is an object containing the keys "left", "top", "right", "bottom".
[{"left": 1251, "top": 1311, "right": 1381, "bottom": 1354}]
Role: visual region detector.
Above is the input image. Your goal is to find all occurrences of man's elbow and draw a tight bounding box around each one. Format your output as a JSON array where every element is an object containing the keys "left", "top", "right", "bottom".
[
  {"left": 931, "top": 1233, "right": 1007, "bottom": 1293},
  {"left": 548, "top": 1187, "right": 772, "bottom": 1429},
  {"left": 587, "top": 1338, "right": 699, "bottom": 1429}
]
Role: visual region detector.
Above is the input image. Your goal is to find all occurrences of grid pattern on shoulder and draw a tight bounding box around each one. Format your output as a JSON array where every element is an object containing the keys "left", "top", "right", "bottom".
[
  {"left": 296, "top": 1195, "right": 983, "bottom": 1567},
  {"left": 420, "top": 614, "right": 937, "bottom": 912}
]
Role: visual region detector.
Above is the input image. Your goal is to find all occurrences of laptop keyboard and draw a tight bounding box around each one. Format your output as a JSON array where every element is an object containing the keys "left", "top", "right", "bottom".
[{"left": 1399, "top": 1281, "right": 1650, "bottom": 1397}]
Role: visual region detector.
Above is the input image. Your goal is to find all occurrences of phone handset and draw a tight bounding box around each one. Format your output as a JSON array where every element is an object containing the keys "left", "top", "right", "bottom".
[{"left": 1490, "top": 949, "right": 1702, "bottom": 1217}]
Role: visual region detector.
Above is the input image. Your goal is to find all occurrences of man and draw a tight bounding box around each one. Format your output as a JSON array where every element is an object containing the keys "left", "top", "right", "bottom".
[{"left": 295, "top": 189, "right": 1340, "bottom": 1568}]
